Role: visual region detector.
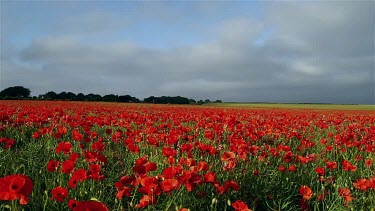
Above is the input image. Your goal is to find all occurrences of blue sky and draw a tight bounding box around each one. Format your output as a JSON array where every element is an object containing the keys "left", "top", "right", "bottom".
[
  {"left": 1, "top": 1, "right": 374, "bottom": 104},
  {"left": 3, "top": 1, "right": 265, "bottom": 48}
]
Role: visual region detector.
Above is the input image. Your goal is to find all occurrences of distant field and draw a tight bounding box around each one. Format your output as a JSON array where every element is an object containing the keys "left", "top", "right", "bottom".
[{"left": 207, "top": 102, "right": 375, "bottom": 110}]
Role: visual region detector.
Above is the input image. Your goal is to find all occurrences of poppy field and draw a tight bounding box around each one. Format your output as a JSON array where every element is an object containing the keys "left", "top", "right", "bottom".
[{"left": 0, "top": 100, "right": 374, "bottom": 211}]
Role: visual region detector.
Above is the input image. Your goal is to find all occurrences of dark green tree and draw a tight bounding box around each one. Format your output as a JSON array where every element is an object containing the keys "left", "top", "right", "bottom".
[
  {"left": 0, "top": 86, "right": 31, "bottom": 98},
  {"left": 66, "top": 92, "right": 77, "bottom": 100},
  {"left": 119, "top": 95, "right": 138, "bottom": 102},
  {"left": 144, "top": 96, "right": 156, "bottom": 103},
  {"left": 102, "top": 94, "right": 118, "bottom": 102},
  {"left": 86, "top": 94, "right": 102, "bottom": 101},
  {"left": 144, "top": 96, "right": 190, "bottom": 104},
  {"left": 57, "top": 92, "right": 67, "bottom": 100},
  {"left": 43, "top": 91, "right": 58, "bottom": 99},
  {"left": 197, "top": 100, "right": 204, "bottom": 105},
  {"left": 76, "top": 93, "right": 85, "bottom": 101},
  {"left": 131, "top": 96, "right": 140, "bottom": 103}
]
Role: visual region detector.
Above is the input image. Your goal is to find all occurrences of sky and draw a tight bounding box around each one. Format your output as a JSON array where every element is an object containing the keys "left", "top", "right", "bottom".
[{"left": 1, "top": 1, "right": 374, "bottom": 104}]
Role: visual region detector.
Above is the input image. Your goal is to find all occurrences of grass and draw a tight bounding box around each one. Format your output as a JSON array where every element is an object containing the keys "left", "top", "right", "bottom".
[{"left": 206, "top": 103, "right": 375, "bottom": 111}]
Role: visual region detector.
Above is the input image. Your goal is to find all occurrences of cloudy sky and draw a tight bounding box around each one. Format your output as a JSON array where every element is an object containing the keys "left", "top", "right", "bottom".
[{"left": 1, "top": 1, "right": 374, "bottom": 104}]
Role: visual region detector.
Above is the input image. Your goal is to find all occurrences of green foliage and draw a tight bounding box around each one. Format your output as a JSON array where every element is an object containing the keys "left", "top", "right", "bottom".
[{"left": 0, "top": 86, "right": 31, "bottom": 98}]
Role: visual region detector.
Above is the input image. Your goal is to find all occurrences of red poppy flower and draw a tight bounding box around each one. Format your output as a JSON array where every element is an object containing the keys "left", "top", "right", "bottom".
[
  {"left": 61, "top": 160, "right": 75, "bottom": 175},
  {"left": 127, "top": 144, "right": 140, "bottom": 153},
  {"left": 68, "top": 199, "right": 78, "bottom": 210},
  {"left": 135, "top": 156, "right": 148, "bottom": 166},
  {"left": 32, "top": 132, "right": 40, "bottom": 139},
  {"left": 221, "top": 151, "right": 236, "bottom": 161},
  {"left": 365, "top": 159, "right": 372, "bottom": 168},
  {"left": 278, "top": 165, "right": 286, "bottom": 172},
  {"left": 325, "top": 161, "right": 337, "bottom": 170},
  {"left": 353, "top": 178, "right": 370, "bottom": 191},
  {"left": 89, "top": 164, "right": 100, "bottom": 174},
  {"left": 145, "top": 162, "right": 157, "bottom": 173},
  {"left": 0, "top": 137, "right": 16, "bottom": 149},
  {"left": 232, "top": 200, "right": 251, "bottom": 211},
  {"left": 253, "top": 170, "right": 260, "bottom": 176},
  {"left": 0, "top": 174, "right": 33, "bottom": 205},
  {"left": 341, "top": 160, "right": 356, "bottom": 171},
  {"left": 163, "top": 167, "right": 177, "bottom": 179},
  {"left": 215, "top": 184, "right": 226, "bottom": 194},
  {"left": 56, "top": 142, "right": 72, "bottom": 154},
  {"left": 162, "top": 147, "right": 177, "bottom": 157},
  {"left": 338, "top": 187, "right": 354, "bottom": 205},
  {"left": 224, "top": 180, "right": 240, "bottom": 191},
  {"left": 68, "top": 169, "right": 87, "bottom": 189},
  {"left": 69, "top": 152, "right": 79, "bottom": 163},
  {"left": 72, "top": 129, "right": 83, "bottom": 141},
  {"left": 50, "top": 186, "right": 68, "bottom": 202},
  {"left": 119, "top": 175, "right": 136, "bottom": 185},
  {"left": 68, "top": 199, "right": 108, "bottom": 211},
  {"left": 115, "top": 184, "right": 132, "bottom": 200},
  {"left": 315, "top": 167, "right": 325, "bottom": 176},
  {"left": 181, "top": 143, "right": 193, "bottom": 153},
  {"left": 204, "top": 172, "right": 216, "bottom": 183},
  {"left": 139, "top": 176, "right": 161, "bottom": 195},
  {"left": 161, "top": 179, "right": 179, "bottom": 193},
  {"left": 197, "top": 161, "right": 209, "bottom": 172},
  {"left": 47, "top": 160, "right": 59, "bottom": 173},
  {"left": 300, "top": 186, "right": 313, "bottom": 200},
  {"left": 184, "top": 158, "right": 196, "bottom": 167},
  {"left": 92, "top": 140, "right": 106, "bottom": 152},
  {"left": 136, "top": 195, "right": 157, "bottom": 209}
]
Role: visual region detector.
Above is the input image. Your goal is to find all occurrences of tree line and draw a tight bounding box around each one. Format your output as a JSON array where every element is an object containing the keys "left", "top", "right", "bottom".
[{"left": 0, "top": 86, "right": 222, "bottom": 104}]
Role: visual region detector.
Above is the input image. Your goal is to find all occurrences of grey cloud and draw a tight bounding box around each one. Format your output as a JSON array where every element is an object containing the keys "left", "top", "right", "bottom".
[
  {"left": 2, "top": 2, "right": 374, "bottom": 104},
  {"left": 266, "top": 1, "right": 374, "bottom": 58}
]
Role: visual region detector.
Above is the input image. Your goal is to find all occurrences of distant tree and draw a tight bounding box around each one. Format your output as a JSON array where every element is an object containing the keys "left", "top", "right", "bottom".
[
  {"left": 43, "top": 91, "right": 58, "bottom": 99},
  {"left": 66, "top": 92, "right": 77, "bottom": 100},
  {"left": 93, "top": 94, "right": 102, "bottom": 101},
  {"left": 76, "top": 93, "right": 85, "bottom": 101},
  {"left": 118, "top": 95, "right": 139, "bottom": 103},
  {"left": 57, "top": 92, "right": 67, "bottom": 100},
  {"left": 171, "top": 96, "right": 189, "bottom": 104},
  {"left": 189, "top": 99, "right": 196, "bottom": 104},
  {"left": 119, "top": 95, "right": 132, "bottom": 102},
  {"left": 0, "top": 86, "right": 31, "bottom": 98},
  {"left": 144, "top": 96, "right": 156, "bottom": 103},
  {"left": 197, "top": 100, "right": 204, "bottom": 105},
  {"left": 131, "top": 96, "right": 140, "bottom": 103},
  {"left": 103, "top": 94, "right": 118, "bottom": 102},
  {"left": 144, "top": 96, "right": 190, "bottom": 104},
  {"left": 155, "top": 96, "right": 168, "bottom": 104},
  {"left": 205, "top": 99, "right": 211, "bottom": 103},
  {"left": 214, "top": 100, "right": 222, "bottom": 103},
  {"left": 86, "top": 94, "right": 102, "bottom": 101}
]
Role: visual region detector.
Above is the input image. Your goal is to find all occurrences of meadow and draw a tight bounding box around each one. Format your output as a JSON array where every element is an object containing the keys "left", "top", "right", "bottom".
[
  {"left": 1, "top": 100, "right": 374, "bottom": 211},
  {"left": 206, "top": 103, "right": 375, "bottom": 111}
]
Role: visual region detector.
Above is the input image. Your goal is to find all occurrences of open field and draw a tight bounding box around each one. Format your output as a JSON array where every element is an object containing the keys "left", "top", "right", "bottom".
[
  {"left": 206, "top": 103, "right": 375, "bottom": 111},
  {"left": 1, "top": 100, "right": 375, "bottom": 211}
]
